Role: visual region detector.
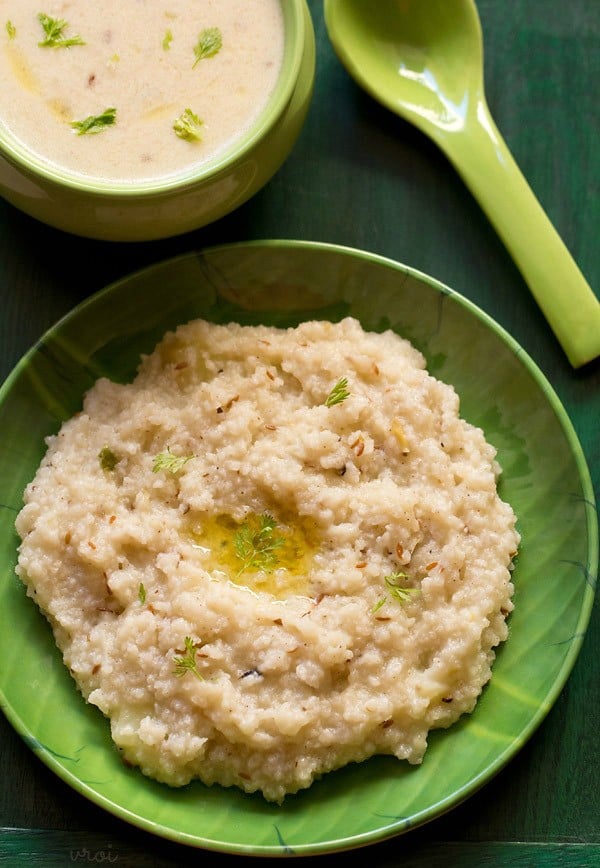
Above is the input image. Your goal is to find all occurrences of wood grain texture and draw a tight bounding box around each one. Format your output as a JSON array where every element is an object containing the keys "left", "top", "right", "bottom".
[
  {"left": 0, "top": 831, "right": 598, "bottom": 867},
  {"left": 0, "top": 0, "right": 597, "bottom": 862}
]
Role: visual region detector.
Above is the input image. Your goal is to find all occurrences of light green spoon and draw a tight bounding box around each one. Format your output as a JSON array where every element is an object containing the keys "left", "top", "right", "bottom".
[{"left": 324, "top": 0, "right": 600, "bottom": 368}]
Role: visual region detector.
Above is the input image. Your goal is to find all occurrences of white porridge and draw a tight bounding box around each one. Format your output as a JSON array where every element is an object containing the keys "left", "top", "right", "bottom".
[
  {"left": 0, "top": 1, "right": 284, "bottom": 182},
  {"left": 15, "top": 317, "right": 519, "bottom": 802}
]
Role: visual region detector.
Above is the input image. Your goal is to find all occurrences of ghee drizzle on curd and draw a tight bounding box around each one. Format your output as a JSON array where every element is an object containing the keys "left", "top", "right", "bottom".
[{"left": 189, "top": 513, "right": 319, "bottom": 600}]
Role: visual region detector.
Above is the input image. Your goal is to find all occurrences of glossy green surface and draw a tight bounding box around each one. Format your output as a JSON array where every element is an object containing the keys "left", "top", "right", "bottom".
[
  {"left": 0, "top": 1, "right": 315, "bottom": 241},
  {"left": 324, "top": 0, "right": 600, "bottom": 368},
  {"left": 0, "top": 241, "right": 596, "bottom": 856}
]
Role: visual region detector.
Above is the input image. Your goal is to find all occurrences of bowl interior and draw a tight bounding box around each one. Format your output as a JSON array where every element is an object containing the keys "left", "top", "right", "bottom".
[
  {"left": 0, "top": 241, "right": 596, "bottom": 856},
  {"left": 0, "top": 1, "right": 307, "bottom": 196}
]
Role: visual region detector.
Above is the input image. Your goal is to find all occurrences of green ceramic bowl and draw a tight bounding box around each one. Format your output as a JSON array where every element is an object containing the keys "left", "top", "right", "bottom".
[
  {"left": 0, "top": 241, "right": 596, "bottom": 856},
  {"left": 0, "top": 3, "right": 314, "bottom": 242}
]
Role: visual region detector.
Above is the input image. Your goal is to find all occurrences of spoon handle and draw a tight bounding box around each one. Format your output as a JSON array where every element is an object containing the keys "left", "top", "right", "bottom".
[{"left": 439, "top": 101, "right": 600, "bottom": 368}]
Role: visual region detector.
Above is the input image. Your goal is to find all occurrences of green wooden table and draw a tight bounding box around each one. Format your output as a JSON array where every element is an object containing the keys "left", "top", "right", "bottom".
[{"left": 0, "top": 2, "right": 598, "bottom": 865}]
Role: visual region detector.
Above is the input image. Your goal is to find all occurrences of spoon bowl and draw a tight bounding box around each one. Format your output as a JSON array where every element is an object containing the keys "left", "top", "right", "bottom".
[
  {"left": 327, "top": 0, "right": 483, "bottom": 131},
  {"left": 325, "top": 0, "right": 600, "bottom": 368}
]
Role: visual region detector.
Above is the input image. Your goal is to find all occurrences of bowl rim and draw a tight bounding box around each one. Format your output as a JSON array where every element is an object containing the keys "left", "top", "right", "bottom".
[{"left": 0, "top": 1, "right": 308, "bottom": 198}]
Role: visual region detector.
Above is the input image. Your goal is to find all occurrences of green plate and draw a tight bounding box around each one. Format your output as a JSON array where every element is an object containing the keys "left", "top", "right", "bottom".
[{"left": 0, "top": 241, "right": 596, "bottom": 856}]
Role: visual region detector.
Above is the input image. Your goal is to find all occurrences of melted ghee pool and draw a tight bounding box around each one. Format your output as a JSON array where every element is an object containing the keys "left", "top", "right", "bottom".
[
  {"left": 6, "top": 45, "right": 39, "bottom": 95},
  {"left": 189, "top": 513, "right": 319, "bottom": 599}
]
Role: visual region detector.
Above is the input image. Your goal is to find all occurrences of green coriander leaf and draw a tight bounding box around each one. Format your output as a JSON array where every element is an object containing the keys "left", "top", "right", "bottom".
[
  {"left": 98, "top": 446, "right": 119, "bottom": 471},
  {"left": 193, "top": 26, "right": 222, "bottom": 67},
  {"left": 71, "top": 106, "right": 116, "bottom": 135},
  {"left": 138, "top": 583, "right": 146, "bottom": 604},
  {"left": 152, "top": 447, "right": 194, "bottom": 474},
  {"left": 325, "top": 377, "right": 350, "bottom": 407},
  {"left": 173, "top": 108, "right": 203, "bottom": 142},
  {"left": 162, "top": 29, "right": 173, "bottom": 51},
  {"left": 371, "top": 596, "right": 387, "bottom": 614},
  {"left": 372, "top": 570, "right": 419, "bottom": 614},
  {"left": 384, "top": 569, "right": 409, "bottom": 586},
  {"left": 233, "top": 513, "right": 286, "bottom": 577},
  {"left": 388, "top": 584, "right": 419, "bottom": 604},
  {"left": 38, "top": 13, "right": 85, "bottom": 48},
  {"left": 6, "top": 20, "right": 16, "bottom": 39},
  {"left": 384, "top": 570, "right": 419, "bottom": 604},
  {"left": 173, "top": 636, "right": 204, "bottom": 680}
]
